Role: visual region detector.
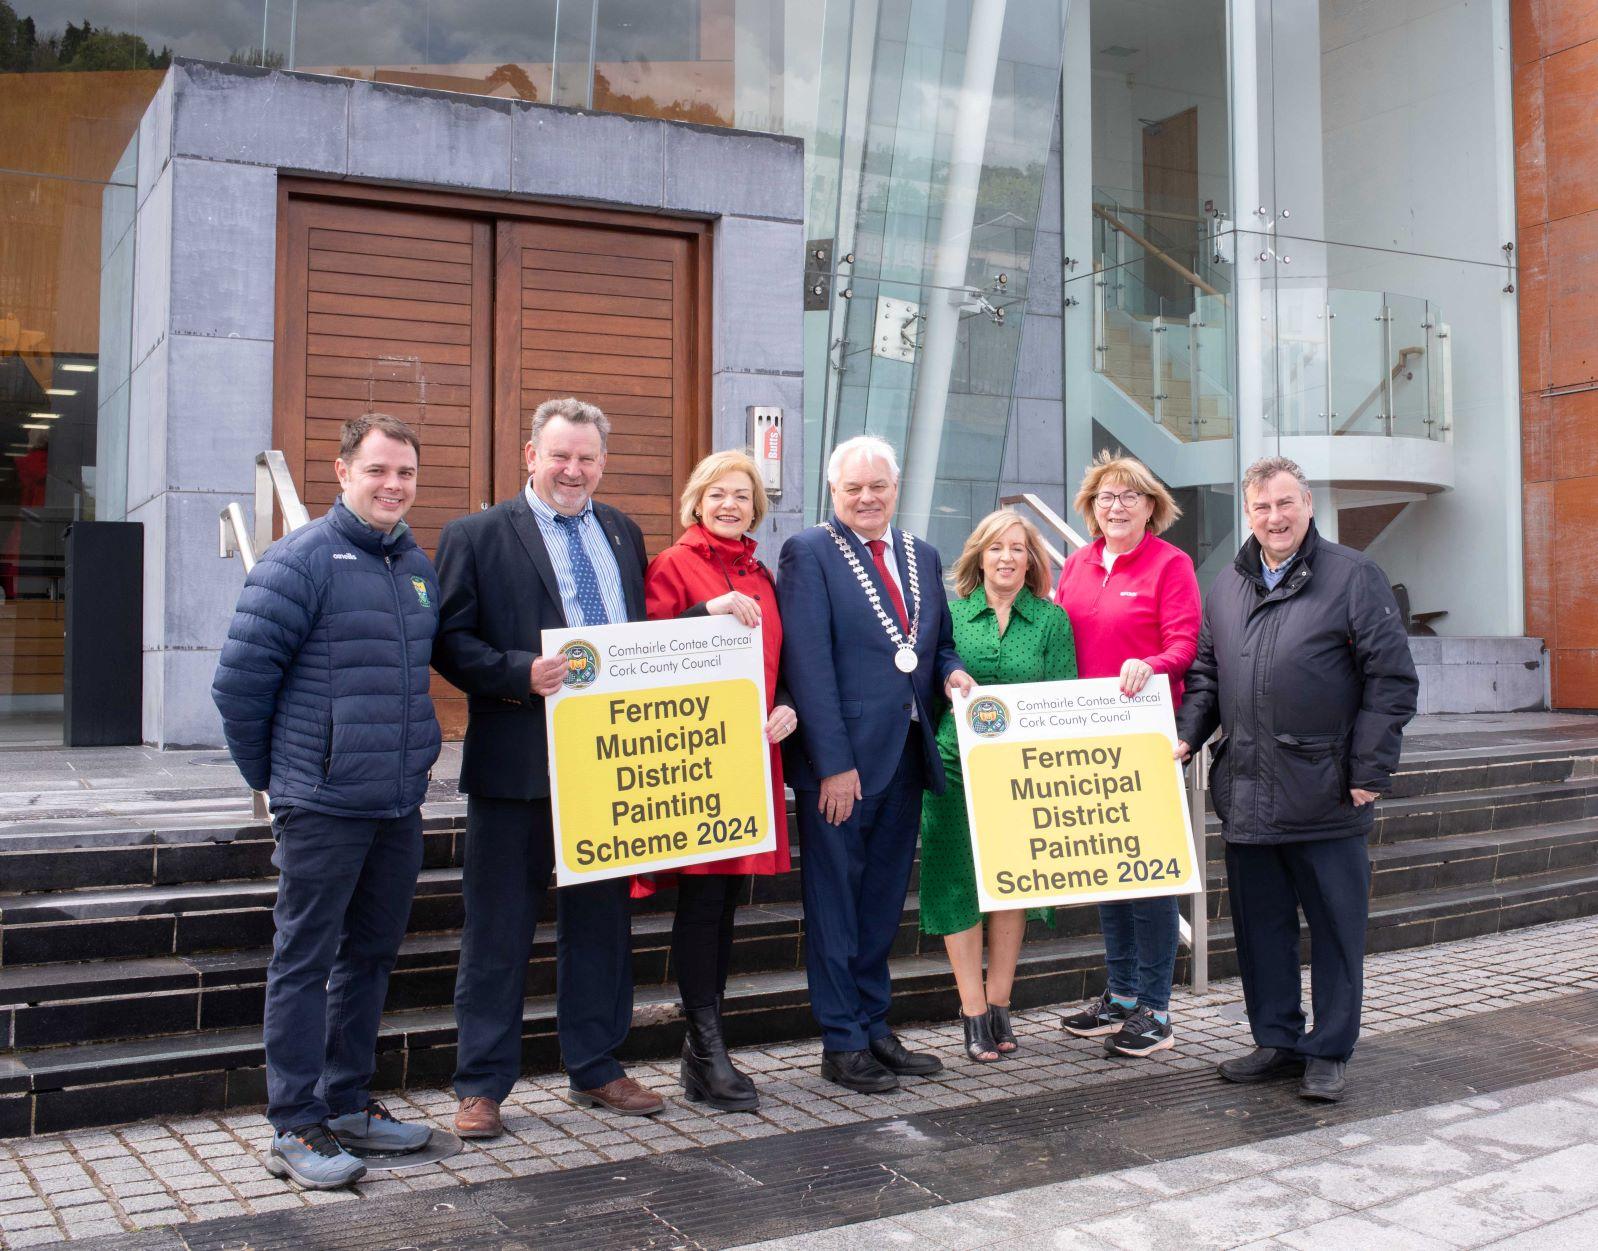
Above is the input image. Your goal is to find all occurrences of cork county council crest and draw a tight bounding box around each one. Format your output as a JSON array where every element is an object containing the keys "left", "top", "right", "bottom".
[
  {"left": 561, "top": 640, "right": 600, "bottom": 688},
  {"left": 967, "top": 696, "right": 1010, "bottom": 737}
]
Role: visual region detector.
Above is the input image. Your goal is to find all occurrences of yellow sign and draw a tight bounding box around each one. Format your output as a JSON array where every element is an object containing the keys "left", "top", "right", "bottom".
[
  {"left": 544, "top": 616, "right": 775, "bottom": 885},
  {"left": 956, "top": 675, "right": 1201, "bottom": 910}
]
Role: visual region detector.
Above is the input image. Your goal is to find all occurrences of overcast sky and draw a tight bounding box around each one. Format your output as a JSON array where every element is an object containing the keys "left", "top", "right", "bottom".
[{"left": 20, "top": 2, "right": 701, "bottom": 67}]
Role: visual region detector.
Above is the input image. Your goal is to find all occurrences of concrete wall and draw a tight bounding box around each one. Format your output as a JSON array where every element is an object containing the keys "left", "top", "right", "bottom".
[
  {"left": 123, "top": 59, "right": 804, "bottom": 748},
  {"left": 1321, "top": 0, "right": 1524, "bottom": 638}
]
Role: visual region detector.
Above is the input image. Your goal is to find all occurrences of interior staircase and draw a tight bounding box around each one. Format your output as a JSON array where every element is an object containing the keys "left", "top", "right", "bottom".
[
  {"left": 4, "top": 724, "right": 1598, "bottom": 1136},
  {"left": 1098, "top": 308, "right": 1234, "bottom": 444}
]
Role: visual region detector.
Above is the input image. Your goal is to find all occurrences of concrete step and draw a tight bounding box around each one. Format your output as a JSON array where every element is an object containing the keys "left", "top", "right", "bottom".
[
  {"left": 11, "top": 811, "right": 1598, "bottom": 1052},
  {"left": 7, "top": 856, "right": 1598, "bottom": 1135}
]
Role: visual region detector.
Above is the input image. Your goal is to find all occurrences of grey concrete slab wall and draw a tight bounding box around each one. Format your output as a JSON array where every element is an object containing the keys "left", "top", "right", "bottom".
[{"left": 120, "top": 59, "right": 804, "bottom": 748}]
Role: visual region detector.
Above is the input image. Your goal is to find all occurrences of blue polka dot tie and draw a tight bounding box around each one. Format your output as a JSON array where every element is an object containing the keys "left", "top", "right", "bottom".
[{"left": 554, "top": 513, "right": 610, "bottom": 626}]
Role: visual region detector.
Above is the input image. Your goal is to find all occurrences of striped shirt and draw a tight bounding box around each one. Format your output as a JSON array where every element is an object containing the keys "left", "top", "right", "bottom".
[{"left": 524, "top": 482, "right": 629, "bottom": 627}]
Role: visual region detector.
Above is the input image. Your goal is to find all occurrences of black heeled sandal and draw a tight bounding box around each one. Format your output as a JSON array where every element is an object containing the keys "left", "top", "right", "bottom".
[
  {"left": 962, "top": 1010, "right": 1001, "bottom": 1062},
  {"left": 988, "top": 1003, "right": 1018, "bottom": 1054}
]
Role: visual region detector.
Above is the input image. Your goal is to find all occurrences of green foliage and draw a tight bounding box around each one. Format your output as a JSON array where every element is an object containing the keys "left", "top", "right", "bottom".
[{"left": 0, "top": 3, "right": 171, "bottom": 72}]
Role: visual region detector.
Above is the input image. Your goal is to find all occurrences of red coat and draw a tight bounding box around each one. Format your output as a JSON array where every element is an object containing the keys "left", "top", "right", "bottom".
[{"left": 641, "top": 524, "right": 791, "bottom": 877}]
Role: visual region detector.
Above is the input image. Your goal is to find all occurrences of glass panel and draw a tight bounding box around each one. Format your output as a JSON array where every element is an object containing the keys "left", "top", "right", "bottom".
[
  {"left": 1248, "top": 234, "right": 1519, "bottom": 631},
  {"left": 1262, "top": 0, "right": 1513, "bottom": 267},
  {"left": 1326, "top": 287, "right": 1384, "bottom": 437},
  {"left": 590, "top": 0, "right": 741, "bottom": 126},
  {"left": 0, "top": 168, "right": 115, "bottom": 739},
  {"left": 815, "top": 0, "right": 1066, "bottom": 536},
  {"left": 290, "top": 1, "right": 559, "bottom": 101},
  {"left": 1384, "top": 291, "right": 1431, "bottom": 441},
  {"left": 1055, "top": 0, "right": 1235, "bottom": 579}
]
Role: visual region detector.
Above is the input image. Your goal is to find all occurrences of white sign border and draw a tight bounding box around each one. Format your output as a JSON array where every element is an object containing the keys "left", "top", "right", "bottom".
[
  {"left": 954, "top": 673, "right": 1205, "bottom": 911},
  {"left": 542, "top": 615, "right": 776, "bottom": 886}
]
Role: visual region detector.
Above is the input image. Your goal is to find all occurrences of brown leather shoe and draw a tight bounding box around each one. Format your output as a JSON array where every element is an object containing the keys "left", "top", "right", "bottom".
[
  {"left": 569, "top": 1075, "right": 665, "bottom": 1116},
  {"left": 453, "top": 1095, "right": 503, "bottom": 1139}
]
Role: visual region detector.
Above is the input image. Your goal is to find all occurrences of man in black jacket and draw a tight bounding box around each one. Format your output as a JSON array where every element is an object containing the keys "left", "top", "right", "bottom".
[
  {"left": 433, "top": 397, "right": 663, "bottom": 1138},
  {"left": 1176, "top": 456, "right": 1417, "bottom": 1103}
]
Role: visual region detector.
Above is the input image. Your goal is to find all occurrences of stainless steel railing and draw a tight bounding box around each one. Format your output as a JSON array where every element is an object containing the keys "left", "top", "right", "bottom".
[
  {"left": 1001, "top": 491, "right": 1212, "bottom": 992},
  {"left": 219, "top": 451, "right": 313, "bottom": 819}
]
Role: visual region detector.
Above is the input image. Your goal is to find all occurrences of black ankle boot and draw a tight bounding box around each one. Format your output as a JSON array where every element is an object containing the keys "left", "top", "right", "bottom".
[{"left": 681, "top": 1003, "right": 759, "bottom": 1112}]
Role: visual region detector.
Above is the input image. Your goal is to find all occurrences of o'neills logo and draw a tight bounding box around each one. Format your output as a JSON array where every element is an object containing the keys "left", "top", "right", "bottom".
[
  {"left": 967, "top": 696, "right": 1010, "bottom": 737},
  {"left": 562, "top": 640, "right": 600, "bottom": 688}
]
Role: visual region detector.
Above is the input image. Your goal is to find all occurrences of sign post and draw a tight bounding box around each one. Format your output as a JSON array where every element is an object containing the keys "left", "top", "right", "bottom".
[
  {"left": 543, "top": 615, "right": 775, "bottom": 886},
  {"left": 955, "top": 674, "right": 1202, "bottom": 911}
]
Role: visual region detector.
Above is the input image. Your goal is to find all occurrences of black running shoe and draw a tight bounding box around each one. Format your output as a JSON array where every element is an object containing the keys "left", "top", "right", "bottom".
[
  {"left": 1061, "top": 990, "right": 1132, "bottom": 1038},
  {"left": 1104, "top": 1006, "right": 1174, "bottom": 1057}
]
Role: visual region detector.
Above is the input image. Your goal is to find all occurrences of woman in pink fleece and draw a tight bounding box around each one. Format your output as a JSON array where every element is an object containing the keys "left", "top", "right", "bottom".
[{"left": 1055, "top": 450, "right": 1202, "bottom": 1059}]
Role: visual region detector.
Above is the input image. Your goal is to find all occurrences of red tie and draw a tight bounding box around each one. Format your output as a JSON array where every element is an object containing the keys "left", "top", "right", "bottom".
[{"left": 867, "top": 538, "right": 910, "bottom": 630}]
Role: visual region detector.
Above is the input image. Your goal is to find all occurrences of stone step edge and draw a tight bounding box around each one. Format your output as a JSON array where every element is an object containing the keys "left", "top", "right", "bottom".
[
  {"left": 8, "top": 859, "right": 1598, "bottom": 1096},
  {"left": 13, "top": 813, "right": 1598, "bottom": 1003}
]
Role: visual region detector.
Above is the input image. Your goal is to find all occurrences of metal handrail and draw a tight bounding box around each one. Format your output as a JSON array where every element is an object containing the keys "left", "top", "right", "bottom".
[
  {"left": 1334, "top": 345, "right": 1425, "bottom": 436},
  {"left": 1093, "top": 204, "right": 1224, "bottom": 299},
  {"left": 219, "top": 451, "right": 313, "bottom": 819},
  {"left": 1001, "top": 491, "right": 1212, "bottom": 992}
]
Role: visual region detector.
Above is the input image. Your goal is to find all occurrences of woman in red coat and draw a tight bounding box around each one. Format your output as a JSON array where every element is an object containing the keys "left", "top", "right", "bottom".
[{"left": 644, "top": 449, "right": 796, "bottom": 1113}]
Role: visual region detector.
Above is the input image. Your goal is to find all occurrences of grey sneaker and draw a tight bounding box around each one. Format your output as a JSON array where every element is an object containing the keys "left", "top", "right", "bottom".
[
  {"left": 265, "top": 1123, "right": 367, "bottom": 1189},
  {"left": 1061, "top": 990, "right": 1132, "bottom": 1038},
  {"left": 327, "top": 1100, "right": 432, "bottom": 1153},
  {"left": 1104, "top": 1006, "right": 1175, "bottom": 1057}
]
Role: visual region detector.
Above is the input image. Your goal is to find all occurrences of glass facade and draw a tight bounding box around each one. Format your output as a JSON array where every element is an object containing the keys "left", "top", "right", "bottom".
[{"left": 0, "top": 0, "right": 1527, "bottom": 738}]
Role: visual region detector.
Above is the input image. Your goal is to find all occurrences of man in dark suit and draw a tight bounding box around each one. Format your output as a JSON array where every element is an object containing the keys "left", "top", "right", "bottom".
[
  {"left": 778, "top": 435, "right": 973, "bottom": 1092},
  {"left": 433, "top": 396, "right": 663, "bottom": 1138}
]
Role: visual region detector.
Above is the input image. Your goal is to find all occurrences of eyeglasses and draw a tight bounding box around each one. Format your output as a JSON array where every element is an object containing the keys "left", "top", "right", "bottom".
[{"left": 1094, "top": 490, "right": 1145, "bottom": 509}]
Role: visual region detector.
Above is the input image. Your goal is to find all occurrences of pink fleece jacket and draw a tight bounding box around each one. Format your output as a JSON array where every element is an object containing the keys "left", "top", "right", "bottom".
[{"left": 1053, "top": 532, "right": 1202, "bottom": 708}]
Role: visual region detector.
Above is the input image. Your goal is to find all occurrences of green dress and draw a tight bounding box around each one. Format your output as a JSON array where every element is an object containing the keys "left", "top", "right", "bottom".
[{"left": 919, "top": 584, "right": 1078, "bottom": 936}]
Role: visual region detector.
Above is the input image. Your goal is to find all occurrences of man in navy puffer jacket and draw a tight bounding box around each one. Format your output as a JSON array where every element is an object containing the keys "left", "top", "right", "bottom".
[{"left": 213, "top": 414, "right": 441, "bottom": 1190}]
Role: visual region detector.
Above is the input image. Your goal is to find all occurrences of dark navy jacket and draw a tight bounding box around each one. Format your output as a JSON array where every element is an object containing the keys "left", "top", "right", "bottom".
[
  {"left": 1176, "top": 523, "right": 1418, "bottom": 844},
  {"left": 212, "top": 497, "right": 442, "bottom": 818},
  {"left": 777, "top": 518, "right": 963, "bottom": 796}
]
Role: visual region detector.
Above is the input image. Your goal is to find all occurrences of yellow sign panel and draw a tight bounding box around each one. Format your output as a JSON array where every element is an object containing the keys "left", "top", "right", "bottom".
[
  {"left": 544, "top": 617, "right": 775, "bottom": 885},
  {"left": 956, "top": 676, "right": 1202, "bottom": 911}
]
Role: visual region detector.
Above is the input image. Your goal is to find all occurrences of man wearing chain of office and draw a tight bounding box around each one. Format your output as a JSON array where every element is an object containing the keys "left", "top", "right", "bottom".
[{"left": 777, "top": 435, "right": 974, "bottom": 1093}]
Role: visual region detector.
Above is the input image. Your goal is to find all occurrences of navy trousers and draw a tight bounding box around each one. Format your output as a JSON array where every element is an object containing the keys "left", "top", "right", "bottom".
[
  {"left": 1225, "top": 835, "right": 1371, "bottom": 1061},
  {"left": 452, "top": 796, "right": 632, "bottom": 1098},
  {"left": 263, "top": 806, "right": 423, "bottom": 1131},
  {"left": 796, "top": 731, "right": 925, "bottom": 1052}
]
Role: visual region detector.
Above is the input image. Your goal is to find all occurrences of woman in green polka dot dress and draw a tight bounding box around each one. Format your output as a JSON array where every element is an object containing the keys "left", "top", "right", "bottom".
[{"left": 921, "top": 509, "right": 1077, "bottom": 1062}]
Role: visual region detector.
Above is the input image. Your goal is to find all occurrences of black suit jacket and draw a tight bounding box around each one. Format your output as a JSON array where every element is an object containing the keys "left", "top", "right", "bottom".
[{"left": 433, "top": 493, "right": 647, "bottom": 799}]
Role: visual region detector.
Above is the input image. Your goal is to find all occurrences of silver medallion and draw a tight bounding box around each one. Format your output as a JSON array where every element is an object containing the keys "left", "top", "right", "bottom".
[{"left": 894, "top": 645, "right": 918, "bottom": 674}]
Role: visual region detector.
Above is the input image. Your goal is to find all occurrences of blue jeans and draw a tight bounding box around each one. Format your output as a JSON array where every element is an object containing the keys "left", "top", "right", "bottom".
[
  {"left": 263, "top": 806, "right": 423, "bottom": 1131},
  {"left": 1100, "top": 895, "right": 1180, "bottom": 1012}
]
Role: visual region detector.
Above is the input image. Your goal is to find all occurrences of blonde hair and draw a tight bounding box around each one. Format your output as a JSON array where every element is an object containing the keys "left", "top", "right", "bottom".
[
  {"left": 680, "top": 450, "right": 769, "bottom": 530},
  {"left": 1073, "top": 449, "right": 1181, "bottom": 538},
  {"left": 952, "top": 510, "right": 1054, "bottom": 599}
]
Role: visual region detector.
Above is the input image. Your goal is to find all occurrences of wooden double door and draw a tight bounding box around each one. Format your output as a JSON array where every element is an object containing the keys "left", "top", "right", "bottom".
[{"left": 273, "top": 184, "right": 712, "bottom": 736}]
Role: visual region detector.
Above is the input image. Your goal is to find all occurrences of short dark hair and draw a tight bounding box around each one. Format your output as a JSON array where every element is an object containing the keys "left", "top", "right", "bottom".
[{"left": 339, "top": 413, "right": 422, "bottom": 462}]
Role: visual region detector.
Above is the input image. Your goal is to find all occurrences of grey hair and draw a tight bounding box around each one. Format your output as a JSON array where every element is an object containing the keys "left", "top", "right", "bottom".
[
  {"left": 530, "top": 396, "right": 611, "bottom": 450},
  {"left": 1241, "top": 455, "right": 1311, "bottom": 501},
  {"left": 827, "top": 435, "right": 901, "bottom": 486}
]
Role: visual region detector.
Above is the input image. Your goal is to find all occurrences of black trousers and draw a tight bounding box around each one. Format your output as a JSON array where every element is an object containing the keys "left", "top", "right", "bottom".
[
  {"left": 452, "top": 795, "right": 633, "bottom": 1097},
  {"left": 673, "top": 874, "right": 747, "bottom": 1009},
  {"left": 1225, "top": 835, "right": 1371, "bottom": 1062}
]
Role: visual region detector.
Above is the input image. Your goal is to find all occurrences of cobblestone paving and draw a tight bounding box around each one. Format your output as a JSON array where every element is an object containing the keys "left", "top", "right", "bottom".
[{"left": 2, "top": 915, "right": 1596, "bottom": 1246}]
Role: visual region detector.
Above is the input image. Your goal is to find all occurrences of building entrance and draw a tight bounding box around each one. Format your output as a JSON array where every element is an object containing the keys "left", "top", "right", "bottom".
[{"left": 271, "top": 184, "right": 711, "bottom": 737}]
